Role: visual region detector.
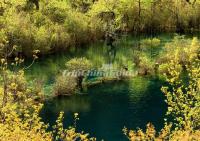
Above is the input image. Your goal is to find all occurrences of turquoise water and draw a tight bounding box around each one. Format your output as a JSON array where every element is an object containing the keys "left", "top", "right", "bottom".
[
  {"left": 25, "top": 34, "right": 174, "bottom": 87},
  {"left": 25, "top": 34, "right": 176, "bottom": 140},
  {"left": 40, "top": 77, "right": 167, "bottom": 141}
]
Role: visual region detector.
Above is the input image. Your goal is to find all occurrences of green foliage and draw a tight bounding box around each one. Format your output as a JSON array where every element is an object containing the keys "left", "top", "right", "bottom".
[
  {"left": 54, "top": 75, "right": 77, "bottom": 96},
  {"left": 54, "top": 58, "right": 92, "bottom": 96},
  {"left": 53, "top": 112, "right": 96, "bottom": 141},
  {"left": 156, "top": 37, "right": 200, "bottom": 130},
  {"left": 69, "top": 0, "right": 94, "bottom": 12},
  {"left": 0, "top": 0, "right": 92, "bottom": 56},
  {"left": 66, "top": 57, "right": 92, "bottom": 71},
  {"left": 138, "top": 56, "right": 154, "bottom": 75},
  {"left": 161, "top": 53, "right": 200, "bottom": 130},
  {"left": 123, "top": 123, "right": 200, "bottom": 141},
  {"left": 133, "top": 52, "right": 155, "bottom": 76},
  {"left": 123, "top": 123, "right": 172, "bottom": 141},
  {"left": 43, "top": 0, "right": 69, "bottom": 23},
  {"left": 1, "top": 0, "right": 200, "bottom": 57},
  {"left": 124, "top": 36, "right": 200, "bottom": 141},
  {"left": 158, "top": 36, "right": 200, "bottom": 75},
  {"left": 1, "top": 1, "right": 200, "bottom": 140},
  {"left": 140, "top": 38, "right": 161, "bottom": 50},
  {"left": 0, "top": 40, "right": 95, "bottom": 141}
]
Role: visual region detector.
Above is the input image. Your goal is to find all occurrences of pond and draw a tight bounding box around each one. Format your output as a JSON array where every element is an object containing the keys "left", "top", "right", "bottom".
[
  {"left": 25, "top": 33, "right": 175, "bottom": 85},
  {"left": 40, "top": 77, "right": 167, "bottom": 141},
  {"left": 25, "top": 34, "right": 178, "bottom": 140}
]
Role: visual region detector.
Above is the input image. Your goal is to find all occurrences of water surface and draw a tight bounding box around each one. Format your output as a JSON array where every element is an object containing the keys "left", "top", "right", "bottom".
[
  {"left": 26, "top": 34, "right": 173, "bottom": 140},
  {"left": 41, "top": 77, "right": 167, "bottom": 141}
]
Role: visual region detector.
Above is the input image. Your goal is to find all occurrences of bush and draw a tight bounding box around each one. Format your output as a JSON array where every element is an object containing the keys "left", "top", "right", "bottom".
[
  {"left": 65, "top": 57, "right": 92, "bottom": 71},
  {"left": 1, "top": 0, "right": 200, "bottom": 57},
  {"left": 43, "top": 0, "right": 69, "bottom": 24},
  {"left": 140, "top": 38, "right": 161, "bottom": 51},
  {"left": 0, "top": 42, "right": 95, "bottom": 141},
  {"left": 123, "top": 123, "right": 200, "bottom": 141},
  {"left": 134, "top": 53, "right": 155, "bottom": 76},
  {"left": 157, "top": 36, "right": 200, "bottom": 75},
  {"left": 65, "top": 57, "right": 92, "bottom": 91},
  {"left": 54, "top": 75, "right": 77, "bottom": 96},
  {"left": 124, "top": 36, "right": 200, "bottom": 141}
]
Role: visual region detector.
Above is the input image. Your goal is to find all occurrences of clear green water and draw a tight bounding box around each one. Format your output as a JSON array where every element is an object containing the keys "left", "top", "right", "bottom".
[
  {"left": 25, "top": 33, "right": 175, "bottom": 86},
  {"left": 25, "top": 34, "right": 178, "bottom": 141},
  {"left": 41, "top": 78, "right": 167, "bottom": 141}
]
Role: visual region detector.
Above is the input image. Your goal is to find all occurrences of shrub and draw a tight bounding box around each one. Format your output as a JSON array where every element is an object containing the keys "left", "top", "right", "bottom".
[
  {"left": 157, "top": 36, "right": 200, "bottom": 75},
  {"left": 124, "top": 36, "right": 200, "bottom": 141},
  {"left": 134, "top": 53, "right": 155, "bottom": 76},
  {"left": 69, "top": 0, "right": 94, "bottom": 13},
  {"left": 65, "top": 57, "right": 92, "bottom": 71},
  {"left": 0, "top": 44, "right": 95, "bottom": 141},
  {"left": 123, "top": 123, "right": 200, "bottom": 141},
  {"left": 140, "top": 38, "right": 161, "bottom": 51},
  {"left": 65, "top": 57, "right": 92, "bottom": 91},
  {"left": 54, "top": 75, "right": 77, "bottom": 96},
  {"left": 43, "top": 0, "right": 69, "bottom": 24},
  {"left": 161, "top": 55, "right": 200, "bottom": 130}
]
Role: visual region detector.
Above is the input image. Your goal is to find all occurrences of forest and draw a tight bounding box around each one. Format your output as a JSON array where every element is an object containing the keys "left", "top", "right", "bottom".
[{"left": 0, "top": 0, "right": 200, "bottom": 141}]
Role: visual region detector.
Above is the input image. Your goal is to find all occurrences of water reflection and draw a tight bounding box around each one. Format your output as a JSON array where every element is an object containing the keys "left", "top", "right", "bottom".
[
  {"left": 40, "top": 77, "right": 167, "bottom": 141},
  {"left": 46, "top": 96, "right": 91, "bottom": 113},
  {"left": 25, "top": 34, "right": 174, "bottom": 85},
  {"left": 107, "top": 44, "right": 117, "bottom": 65}
]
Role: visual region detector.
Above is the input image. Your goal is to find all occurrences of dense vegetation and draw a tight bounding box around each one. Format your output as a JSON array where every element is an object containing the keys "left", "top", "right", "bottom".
[
  {"left": 0, "top": 0, "right": 200, "bottom": 141},
  {"left": 124, "top": 37, "right": 200, "bottom": 141},
  {"left": 0, "top": 42, "right": 95, "bottom": 140},
  {"left": 1, "top": 0, "right": 200, "bottom": 56}
]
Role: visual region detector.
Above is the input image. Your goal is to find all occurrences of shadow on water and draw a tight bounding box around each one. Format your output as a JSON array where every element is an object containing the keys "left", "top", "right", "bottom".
[
  {"left": 23, "top": 33, "right": 200, "bottom": 140},
  {"left": 40, "top": 77, "right": 167, "bottom": 141},
  {"left": 107, "top": 45, "right": 117, "bottom": 65},
  {"left": 24, "top": 34, "right": 174, "bottom": 140}
]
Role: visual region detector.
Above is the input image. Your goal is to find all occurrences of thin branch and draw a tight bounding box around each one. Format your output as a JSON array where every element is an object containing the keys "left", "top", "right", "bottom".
[{"left": 23, "top": 58, "right": 35, "bottom": 70}]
